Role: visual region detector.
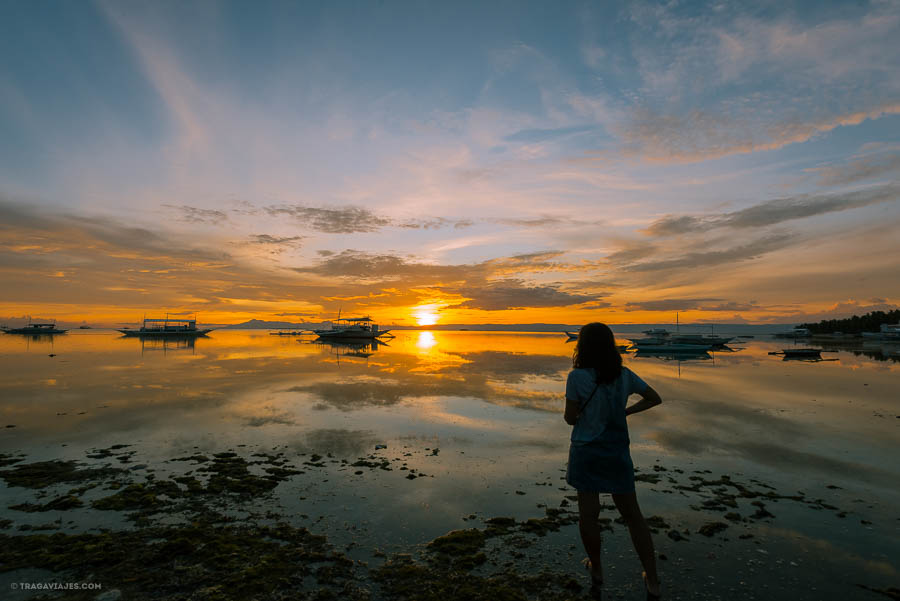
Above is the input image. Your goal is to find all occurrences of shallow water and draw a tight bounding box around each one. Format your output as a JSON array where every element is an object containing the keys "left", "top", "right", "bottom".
[{"left": 1, "top": 329, "right": 898, "bottom": 599}]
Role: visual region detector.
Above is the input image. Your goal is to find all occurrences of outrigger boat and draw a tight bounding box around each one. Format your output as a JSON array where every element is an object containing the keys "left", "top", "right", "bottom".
[
  {"left": 312, "top": 315, "right": 390, "bottom": 340},
  {"left": 118, "top": 316, "right": 212, "bottom": 337},
  {"left": 2, "top": 322, "right": 67, "bottom": 335},
  {"left": 768, "top": 348, "right": 834, "bottom": 359}
]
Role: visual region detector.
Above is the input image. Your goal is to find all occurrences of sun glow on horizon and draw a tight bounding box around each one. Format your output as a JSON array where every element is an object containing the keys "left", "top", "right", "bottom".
[{"left": 412, "top": 304, "right": 440, "bottom": 326}]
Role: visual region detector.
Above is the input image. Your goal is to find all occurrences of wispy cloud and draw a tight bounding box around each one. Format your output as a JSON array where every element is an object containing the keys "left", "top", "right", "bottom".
[
  {"left": 448, "top": 280, "right": 604, "bottom": 311},
  {"left": 264, "top": 205, "right": 391, "bottom": 234},
  {"left": 625, "top": 298, "right": 759, "bottom": 312},
  {"left": 643, "top": 184, "right": 900, "bottom": 236},
  {"left": 162, "top": 204, "right": 229, "bottom": 225},
  {"left": 809, "top": 153, "right": 900, "bottom": 187},
  {"left": 617, "top": 104, "right": 900, "bottom": 164},
  {"left": 619, "top": 232, "right": 794, "bottom": 273}
]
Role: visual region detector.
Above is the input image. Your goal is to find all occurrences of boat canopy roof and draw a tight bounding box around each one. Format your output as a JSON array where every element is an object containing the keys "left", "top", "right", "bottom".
[
  {"left": 336, "top": 316, "right": 373, "bottom": 323},
  {"left": 144, "top": 318, "right": 195, "bottom": 324}
]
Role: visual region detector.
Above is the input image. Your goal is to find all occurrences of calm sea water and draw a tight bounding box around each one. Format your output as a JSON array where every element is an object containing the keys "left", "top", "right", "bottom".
[{"left": 1, "top": 330, "right": 897, "bottom": 599}]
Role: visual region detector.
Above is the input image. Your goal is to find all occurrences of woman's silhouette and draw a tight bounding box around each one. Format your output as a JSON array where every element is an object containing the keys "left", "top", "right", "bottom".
[{"left": 564, "top": 322, "right": 662, "bottom": 600}]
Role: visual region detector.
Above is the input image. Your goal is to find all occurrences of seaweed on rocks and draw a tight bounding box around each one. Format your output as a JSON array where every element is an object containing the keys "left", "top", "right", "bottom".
[
  {"left": 0, "top": 518, "right": 366, "bottom": 601},
  {"left": 10, "top": 494, "right": 84, "bottom": 512},
  {"left": 0, "top": 460, "right": 124, "bottom": 489}
]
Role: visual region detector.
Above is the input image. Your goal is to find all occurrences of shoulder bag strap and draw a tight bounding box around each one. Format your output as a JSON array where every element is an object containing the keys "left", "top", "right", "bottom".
[{"left": 578, "top": 381, "right": 601, "bottom": 414}]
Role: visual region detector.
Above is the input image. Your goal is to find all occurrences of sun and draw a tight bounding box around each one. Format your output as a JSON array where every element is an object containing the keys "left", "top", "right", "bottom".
[{"left": 412, "top": 304, "right": 439, "bottom": 327}]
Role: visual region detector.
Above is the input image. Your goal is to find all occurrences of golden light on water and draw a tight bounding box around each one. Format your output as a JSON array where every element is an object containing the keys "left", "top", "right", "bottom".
[
  {"left": 415, "top": 330, "right": 437, "bottom": 350},
  {"left": 412, "top": 304, "right": 439, "bottom": 326}
]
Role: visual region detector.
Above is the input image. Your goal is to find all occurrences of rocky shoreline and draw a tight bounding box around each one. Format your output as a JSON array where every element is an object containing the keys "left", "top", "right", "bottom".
[{"left": 1, "top": 447, "right": 896, "bottom": 601}]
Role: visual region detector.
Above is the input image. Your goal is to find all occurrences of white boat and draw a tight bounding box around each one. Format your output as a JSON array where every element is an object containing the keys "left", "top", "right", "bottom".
[
  {"left": 313, "top": 316, "right": 390, "bottom": 340},
  {"left": 641, "top": 328, "right": 671, "bottom": 338},
  {"left": 774, "top": 326, "right": 812, "bottom": 339},
  {"left": 861, "top": 324, "right": 900, "bottom": 341},
  {"left": 2, "top": 322, "right": 67, "bottom": 335},
  {"left": 118, "top": 316, "right": 212, "bottom": 337}
]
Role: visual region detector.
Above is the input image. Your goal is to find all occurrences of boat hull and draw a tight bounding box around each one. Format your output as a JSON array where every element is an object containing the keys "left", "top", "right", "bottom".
[
  {"left": 3, "top": 328, "right": 67, "bottom": 334},
  {"left": 316, "top": 330, "right": 390, "bottom": 340},
  {"left": 118, "top": 329, "right": 212, "bottom": 337}
]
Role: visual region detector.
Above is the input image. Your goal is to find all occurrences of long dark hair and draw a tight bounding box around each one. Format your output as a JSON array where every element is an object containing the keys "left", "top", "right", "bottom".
[{"left": 573, "top": 322, "right": 622, "bottom": 384}]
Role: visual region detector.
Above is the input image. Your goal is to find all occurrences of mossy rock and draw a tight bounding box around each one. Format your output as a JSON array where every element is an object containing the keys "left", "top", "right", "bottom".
[
  {"left": 698, "top": 521, "right": 729, "bottom": 537},
  {"left": 10, "top": 494, "right": 84, "bottom": 512},
  {"left": 428, "top": 529, "right": 486, "bottom": 556},
  {"left": 0, "top": 460, "right": 123, "bottom": 489}
]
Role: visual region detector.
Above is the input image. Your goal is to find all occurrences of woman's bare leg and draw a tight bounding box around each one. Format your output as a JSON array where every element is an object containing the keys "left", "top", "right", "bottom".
[
  {"left": 577, "top": 491, "right": 604, "bottom": 582},
  {"left": 611, "top": 492, "right": 660, "bottom": 595}
]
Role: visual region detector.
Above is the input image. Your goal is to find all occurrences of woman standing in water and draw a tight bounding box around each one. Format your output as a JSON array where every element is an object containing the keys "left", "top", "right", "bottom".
[{"left": 564, "top": 322, "right": 663, "bottom": 600}]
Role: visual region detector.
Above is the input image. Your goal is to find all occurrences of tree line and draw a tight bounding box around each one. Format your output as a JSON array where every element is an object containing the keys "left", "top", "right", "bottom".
[{"left": 801, "top": 309, "right": 900, "bottom": 334}]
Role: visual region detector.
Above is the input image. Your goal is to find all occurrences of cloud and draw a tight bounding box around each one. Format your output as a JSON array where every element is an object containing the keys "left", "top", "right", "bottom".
[
  {"left": 620, "top": 233, "right": 793, "bottom": 272},
  {"left": 262, "top": 205, "right": 477, "bottom": 234},
  {"left": 618, "top": 104, "right": 900, "bottom": 164},
  {"left": 624, "top": 298, "right": 760, "bottom": 312},
  {"left": 264, "top": 205, "right": 391, "bottom": 233},
  {"left": 643, "top": 184, "right": 900, "bottom": 236},
  {"left": 398, "top": 217, "right": 475, "bottom": 230},
  {"left": 245, "top": 235, "right": 305, "bottom": 254},
  {"left": 504, "top": 125, "right": 598, "bottom": 143},
  {"left": 162, "top": 204, "right": 228, "bottom": 225},
  {"left": 809, "top": 153, "right": 900, "bottom": 187},
  {"left": 448, "top": 279, "right": 602, "bottom": 311},
  {"left": 608, "top": 2, "right": 900, "bottom": 163},
  {"left": 294, "top": 249, "right": 449, "bottom": 280}
]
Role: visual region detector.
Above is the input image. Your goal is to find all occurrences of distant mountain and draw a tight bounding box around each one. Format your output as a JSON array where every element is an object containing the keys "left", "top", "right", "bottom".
[{"left": 220, "top": 319, "right": 329, "bottom": 330}]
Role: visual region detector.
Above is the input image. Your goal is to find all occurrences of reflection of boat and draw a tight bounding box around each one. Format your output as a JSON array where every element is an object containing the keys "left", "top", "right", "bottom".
[
  {"left": 2, "top": 322, "right": 68, "bottom": 335},
  {"left": 313, "top": 316, "right": 390, "bottom": 340},
  {"left": 629, "top": 340, "right": 712, "bottom": 352},
  {"left": 139, "top": 336, "right": 197, "bottom": 354},
  {"left": 309, "top": 337, "right": 388, "bottom": 359},
  {"left": 634, "top": 349, "right": 711, "bottom": 361},
  {"left": 118, "top": 316, "right": 212, "bottom": 337}
]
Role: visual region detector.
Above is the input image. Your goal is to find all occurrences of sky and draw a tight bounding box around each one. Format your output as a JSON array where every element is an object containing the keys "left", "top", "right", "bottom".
[{"left": 1, "top": 0, "right": 899, "bottom": 327}]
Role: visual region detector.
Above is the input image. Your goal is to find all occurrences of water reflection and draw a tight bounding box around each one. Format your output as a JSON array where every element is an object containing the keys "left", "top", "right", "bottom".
[
  {"left": 135, "top": 335, "right": 200, "bottom": 355},
  {"left": 0, "top": 331, "right": 896, "bottom": 488},
  {"left": 1, "top": 330, "right": 897, "bottom": 600},
  {"left": 306, "top": 337, "right": 388, "bottom": 362},
  {"left": 416, "top": 330, "right": 437, "bottom": 350}
]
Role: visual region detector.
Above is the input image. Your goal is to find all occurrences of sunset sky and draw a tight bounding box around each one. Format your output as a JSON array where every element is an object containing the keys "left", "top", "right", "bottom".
[{"left": 1, "top": 0, "right": 898, "bottom": 326}]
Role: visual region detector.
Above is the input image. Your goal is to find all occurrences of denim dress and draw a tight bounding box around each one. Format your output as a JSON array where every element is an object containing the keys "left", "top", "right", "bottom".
[{"left": 565, "top": 367, "right": 647, "bottom": 494}]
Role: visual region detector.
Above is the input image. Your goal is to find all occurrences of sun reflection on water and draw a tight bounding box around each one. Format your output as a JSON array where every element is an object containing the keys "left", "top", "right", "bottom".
[{"left": 416, "top": 330, "right": 437, "bottom": 350}]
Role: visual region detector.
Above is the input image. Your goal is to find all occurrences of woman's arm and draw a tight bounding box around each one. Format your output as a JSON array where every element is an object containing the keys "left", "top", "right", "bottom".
[
  {"left": 564, "top": 397, "right": 580, "bottom": 425},
  {"left": 625, "top": 385, "right": 662, "bottom": 416}
]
